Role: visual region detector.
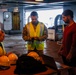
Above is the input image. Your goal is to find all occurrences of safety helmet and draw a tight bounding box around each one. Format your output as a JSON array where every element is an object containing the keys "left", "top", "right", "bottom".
[
  {"left": 8, "top": 53, "right": 18, "bottom": 65},
  {"left": 0, "top": 55, "right": 10, "bottom": 66},
  {"left": 27, "top": 51, "right": 40, "bottom": 61}
]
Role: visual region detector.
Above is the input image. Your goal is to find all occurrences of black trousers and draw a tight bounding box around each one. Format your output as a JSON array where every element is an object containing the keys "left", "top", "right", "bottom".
[{"left": 62, "top": 56, "right": 76, "bottom": 67}]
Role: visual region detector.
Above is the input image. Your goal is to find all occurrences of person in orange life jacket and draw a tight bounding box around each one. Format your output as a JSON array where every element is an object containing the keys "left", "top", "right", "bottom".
[
  {"left": 58, "top": 9, "right": 76, "bottom": 75},
  {"left": 22, "top": 11, "right": 48, "bottom": 55},
  {"left": 0, "top": 30, "right": 6, "bottom": 56}
]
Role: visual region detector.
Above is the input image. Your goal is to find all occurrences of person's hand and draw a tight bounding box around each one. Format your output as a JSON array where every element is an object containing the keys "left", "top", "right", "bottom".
[
  {"left": 58, "top": 50, "right": 63, "bottom": 56},
  {"left": 66, "top": 52, "right": 72, "bottom": 62},
  {"left": 58, "top": 45, "right": 63, "bottom": 56},
  {"left": 27, "top": 37, "right": 34, "bottom": 41},
  {"left": 29, "top": 37, "right": 39, "bottom": 41},
  {"left": 30, "top": 37, "right": 34, "bottom": 42},
  {"left": 34, "top": 37, "right": 39, "bottom": 40},
  {"left": 0, "top": 30, "right": 5, "bottom": 42}
]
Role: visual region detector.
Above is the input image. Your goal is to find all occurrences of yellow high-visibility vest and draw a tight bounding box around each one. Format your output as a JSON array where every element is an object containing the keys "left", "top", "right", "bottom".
[
  {"left": 26, "top": 22, "right": 44, "bottom": 50},
  {"left": 0, "top": 42, "right": 6, "bottom": 56}
]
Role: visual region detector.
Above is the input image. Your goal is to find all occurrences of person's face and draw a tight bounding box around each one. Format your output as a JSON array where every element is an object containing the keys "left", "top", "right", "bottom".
[
  {"left": 31, "top": 16, "right": 38, "bottom": 24},
  {"left": 62, "top": 15, "right": 70, "bottom": 24}
]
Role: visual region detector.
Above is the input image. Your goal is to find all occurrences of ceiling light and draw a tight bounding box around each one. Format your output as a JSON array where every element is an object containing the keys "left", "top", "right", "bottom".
[{"left": 35, "top": 0, "right": 43, "bottom": 1}]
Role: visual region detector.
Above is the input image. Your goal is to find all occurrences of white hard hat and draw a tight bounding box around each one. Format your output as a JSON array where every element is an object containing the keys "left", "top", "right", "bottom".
[
  {"left": 0, "top": 55, "right": 10, "bottom": 67},
  {"left": 8, "top": 53, "right": 18, "bottom": 65},
  {"left": 27, "top": 51, "right": 40, "bottom": 61}
]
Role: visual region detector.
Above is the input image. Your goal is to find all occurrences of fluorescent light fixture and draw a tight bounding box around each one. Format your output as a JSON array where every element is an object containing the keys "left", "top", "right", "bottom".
[{"left": 35, "top": 0, "right": 43, "bottom": 1}]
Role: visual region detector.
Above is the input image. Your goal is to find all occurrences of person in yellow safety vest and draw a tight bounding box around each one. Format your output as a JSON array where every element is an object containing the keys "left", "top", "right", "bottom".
[
  {"left": 0, "top": 30, "right": 6, "bottom": 56},
  {"left": 22, "top": 11, "right": 48, "bottom": 55}
]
